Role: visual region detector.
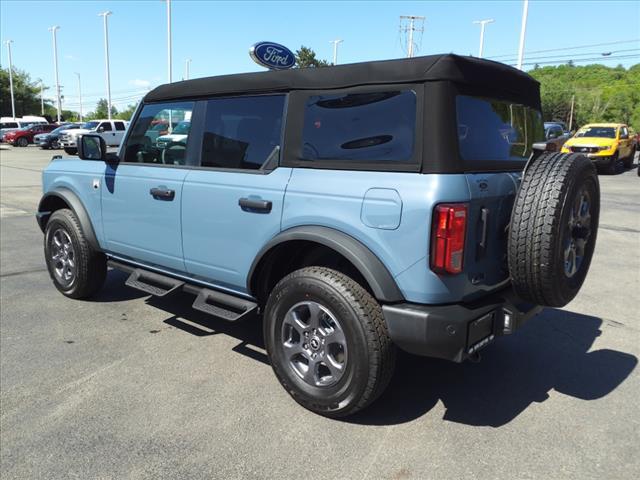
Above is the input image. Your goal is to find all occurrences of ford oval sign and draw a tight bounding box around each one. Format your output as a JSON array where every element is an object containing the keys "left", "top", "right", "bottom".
[{"left": 250, "top": 42, "right": 296, "bottom": 70}]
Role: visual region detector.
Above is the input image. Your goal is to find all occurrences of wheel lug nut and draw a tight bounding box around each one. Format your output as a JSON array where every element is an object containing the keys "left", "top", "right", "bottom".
[{"left": 303, "top": 343, "right": 308, "bottom": 349}]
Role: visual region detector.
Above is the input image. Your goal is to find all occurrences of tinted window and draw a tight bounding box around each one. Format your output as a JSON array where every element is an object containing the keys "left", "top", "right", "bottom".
[
  {"left": 201, "top": 95, "right": 285, "bottom": 170},
  {"left": 456, "top": 95, "right": 544, "bottom": 162},
  {"left": 123, "top": 101, "right": 194, "bottom": 164},
  {"left": 302, "top": 90, "right": 416, "bottom": 162},
  {"left": 99, "top": 122, "right": 112, "bottom": 132},
  {"left": 1, "top": 122, "right": 18, "bottom": 129},
  {"left": 575, "top": 127, "right": 616, "bottom": 139},
  {"left": 114, "top": 121, "right": 126, "bottom": 131}
]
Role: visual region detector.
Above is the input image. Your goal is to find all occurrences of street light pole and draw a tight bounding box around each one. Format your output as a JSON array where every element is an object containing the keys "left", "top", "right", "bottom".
[
  {"left": 473, "top": 19, "right": 494, "bottom": 58},
  {"left": 5, "top": 40, "right": 16, "bottom": 119},
  {"left": 329, "top": 39, "right": 343, "bottom": 65},
  {"left": 517, "top": 0, "right": 529, "bottom": 70},
  {"left": 40, "top": 80, "right": 44, "bottom": 115},
  {"left": 185, "top": 58, "right": 191, "bottom": 80},
  {"left": 166, "top": 0, "right": 172, "bottom": 83},
  {"left": 98, "top": 11, "right": 112, "bottom": 120},
  {"left": 49, "top": 26, "right": 62, "bottom": 123},
  {"left": 75, "top": 72, "right": 83, "bottom": 122}
]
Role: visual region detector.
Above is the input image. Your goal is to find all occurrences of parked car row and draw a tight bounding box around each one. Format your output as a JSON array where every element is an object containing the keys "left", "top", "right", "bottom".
[{"left": 0, "top": 115, "right": 49, "bottom": 142}]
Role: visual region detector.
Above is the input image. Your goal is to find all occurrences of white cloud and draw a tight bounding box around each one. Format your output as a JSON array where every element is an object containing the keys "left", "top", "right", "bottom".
[
  {"left": 64, "top": 54, "right": 78, "bottom": 61},
  {"left": 129, "top": 79, "right": 151, "bottom": 88}
]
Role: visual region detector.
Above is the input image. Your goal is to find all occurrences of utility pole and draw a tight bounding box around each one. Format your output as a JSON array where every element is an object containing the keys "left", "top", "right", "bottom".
[
  {"left": 98, "top": 11, "right": 112, "bottom": 120},
  {"left": 473, "top": 19, "right": 494, "bottom": 58},
  {"left": 185, "top": 58, "right": 191, "bottom": 80},
  {"left": 400, "top": 15, "right": 425, "bottom": 58},
  {"left": 516, "top": 0, "right": 529, "bottom": 70},
  {"left": 5, "top": 40, "right": 16, "bottom": 119},
  {"left": 49, "top": 26, "right": 62, "bottom": 123},
  {"left": 75, "top": 72, "right": 83, "bottom": 122},
  {"left": 166, "top": 0, "right": 172, "bottom": 83},
  {"left": 329, "top": 39, "right": 343, "bottom": 65},
  {"left": 568, "top": 94, "right": 575, "bottom": 131}
]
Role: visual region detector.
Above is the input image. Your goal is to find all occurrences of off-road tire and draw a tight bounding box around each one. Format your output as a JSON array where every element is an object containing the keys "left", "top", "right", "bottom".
[
  {"left": 264, "top": 267, "right": 396, "bottom": 418},
  {"left": 64, "top": 147, "right": 77, "bottom": 155},
  {"left": 622, "top": 148, "right": 634, "bottom": 169},
  {"left": 509, "top": 152, "right": 599, "bottom": 307},
  {"left": 606, "top": 152, "right": 620, "bottom": 174},
  {"left": 44, "top": 209, "right": 107, "bottom": 299}
]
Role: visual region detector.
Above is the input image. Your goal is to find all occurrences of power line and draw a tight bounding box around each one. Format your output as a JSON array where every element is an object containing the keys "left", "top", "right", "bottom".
[
  {"left": 489, "top": 38, "right": 640, "bottom": 60},
  {"left": 499, "top": 48, "right": 640, "bottom": 64},
  {"left": 512, "top": 53, "right": 640, "bottom": 67}
]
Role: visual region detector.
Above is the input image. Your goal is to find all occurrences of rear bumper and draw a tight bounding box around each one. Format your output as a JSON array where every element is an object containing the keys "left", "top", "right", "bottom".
[{"left": 382, "top": 287, "right": 542, "bottom": 362}]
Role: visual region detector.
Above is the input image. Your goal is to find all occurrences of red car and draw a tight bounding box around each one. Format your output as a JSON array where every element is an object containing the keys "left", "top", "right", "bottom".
[{"left": 4, "top": 124, "right": 57, "bottom": 147}]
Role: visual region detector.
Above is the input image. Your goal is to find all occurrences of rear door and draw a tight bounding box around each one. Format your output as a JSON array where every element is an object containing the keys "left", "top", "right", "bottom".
[
  {"left": 181, "top": 94, "right": 290, "bottom": 292},
  {"left": 101, "top": 101, "right": 195, "bottom": 271},
  {"left": 456, "top": 94, "right": 544, "bottom": 291},
  {"left": 113, "top": 121, "right": 127, "bottom": 146}
]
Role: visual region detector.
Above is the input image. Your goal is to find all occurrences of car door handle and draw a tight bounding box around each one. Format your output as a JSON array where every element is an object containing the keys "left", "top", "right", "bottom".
[
  {"left": 150, "top": 187, "right": 175, "bottom": 201},
  {"left": 239, "top": 197, "right": 272, "bottom": 213}
]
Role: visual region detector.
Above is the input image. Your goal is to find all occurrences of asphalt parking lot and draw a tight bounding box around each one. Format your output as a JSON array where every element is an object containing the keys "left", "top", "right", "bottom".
[{"left": 1, "top": 145, "right": 639, "bottom": 480}]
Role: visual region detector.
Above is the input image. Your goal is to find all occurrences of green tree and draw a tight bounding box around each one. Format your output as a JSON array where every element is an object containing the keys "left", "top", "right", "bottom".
[
  {"left": 116, "top": 103, "right": 138, "bottom": 120},
  {"left": 1, "top": 67, "right": 53, "bottom": 117},
  {"left": 86, "top": 98, "right": 118, "bottom": 120},
  {"left": 529, "top": 63, "right": 640, "bottom": 131},
  {"left": 294, "top": 46, "right": 330, "bottom": 68}
]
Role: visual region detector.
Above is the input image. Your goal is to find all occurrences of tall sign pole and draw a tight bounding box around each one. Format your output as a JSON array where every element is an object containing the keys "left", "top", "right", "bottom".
[
  {"left": 166, "top": 0, "right": 172, "bottom": 83},
  {"left": 517, "top": 0, "right": 529, "bottom": 70},
  {"left": 329, "top": 39, "right": 343, "bottom": 65},
  {"left": 75, "top": 72, "right": 83, "bottom": 122},
  {"left": 5, "top": 40, "right": 16, "bottom": 119},
  {"left": 49, "top": 26, "right": 62, "bottom": 122},
  {"left": 98, "top": 12, "right": 112, "bottom": 120}
]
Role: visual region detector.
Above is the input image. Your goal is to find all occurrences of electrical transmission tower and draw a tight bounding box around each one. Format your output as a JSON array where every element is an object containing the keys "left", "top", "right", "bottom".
[{"left": 400, "top": 15, "right": 425, "bottom": 58}]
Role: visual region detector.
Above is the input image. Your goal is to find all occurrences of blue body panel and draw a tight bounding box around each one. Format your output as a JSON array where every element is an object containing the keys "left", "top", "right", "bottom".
[
  {"left": 100, "top": 164, "right": 188, "bottom": 272},
  {"left": 42, "top": 158, "right": 517, "bottom": 305},
  {"left": 181, "top": 168, "right": 292, "bottom": 292},
  {"left": 42, "top": 158, "right": 106, "bottom": 243}
]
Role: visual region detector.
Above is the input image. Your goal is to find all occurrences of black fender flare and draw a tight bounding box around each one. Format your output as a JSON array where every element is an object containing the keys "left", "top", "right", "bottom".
[
  {"left": 247, "top": 226, "right": 404, "bottom": 303},
  {"left": 36, "top": 188, "right": 100, "bottom": 251}
]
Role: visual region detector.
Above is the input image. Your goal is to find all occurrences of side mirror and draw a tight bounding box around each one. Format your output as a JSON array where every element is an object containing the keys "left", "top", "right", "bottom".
[
  {"left": 620, "top": 133, "right": 629, "bottom": 139},
  {"left": 78, "top": 134, "right": 107, "bottom": 161},
  {"left": 97, "top": 126, "right": 105, "bottom": 133}
]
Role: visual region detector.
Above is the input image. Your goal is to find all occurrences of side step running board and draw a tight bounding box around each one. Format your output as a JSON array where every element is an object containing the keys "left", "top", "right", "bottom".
[
  {"left": 187, "top": 286, "right": 257, "bottom": 322},
  {"left": 108, "top": 260, "right": 257, "bottom": 322},
  {"left": 125, "top": 269, "right": 184, "bottom": 297}
]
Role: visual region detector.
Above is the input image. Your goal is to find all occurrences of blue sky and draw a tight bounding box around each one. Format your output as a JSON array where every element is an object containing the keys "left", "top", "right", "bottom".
[{"left": 2, "top": 0, "right": 639, "bottom": 113}]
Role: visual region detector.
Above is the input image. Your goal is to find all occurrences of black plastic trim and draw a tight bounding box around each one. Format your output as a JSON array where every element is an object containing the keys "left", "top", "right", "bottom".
[
  {"left": 382, "top": 286, "right": 542, "bottom": 362},
  {"left": 248, "top": 226, "right": 404, "bottom": 302},
  {"left": 36, "top": 188, "right": 100, "bottom": 250}
]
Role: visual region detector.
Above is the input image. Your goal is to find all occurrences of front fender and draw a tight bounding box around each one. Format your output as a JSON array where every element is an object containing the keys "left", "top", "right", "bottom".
[{"left": 37, "top": 187, "right": 100, "bottom": 251}]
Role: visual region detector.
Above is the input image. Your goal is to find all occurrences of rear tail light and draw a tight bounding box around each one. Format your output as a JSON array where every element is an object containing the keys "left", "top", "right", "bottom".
[{"left": 430, "top": 203, "right": 468, "bottom": 274}]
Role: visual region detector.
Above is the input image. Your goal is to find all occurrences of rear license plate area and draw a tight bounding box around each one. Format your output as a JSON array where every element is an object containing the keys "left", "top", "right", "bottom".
[{"left": 467, "top": 311, "right": 495, "bottom": 354}]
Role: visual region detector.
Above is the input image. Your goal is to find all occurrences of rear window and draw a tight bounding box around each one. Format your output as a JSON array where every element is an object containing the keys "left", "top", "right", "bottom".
[
  {"left": 456, "top": 95, "right": 543, "bottom": 163},
  {"left": 301, "top": 90, "right": 416, "bottom": 162}
]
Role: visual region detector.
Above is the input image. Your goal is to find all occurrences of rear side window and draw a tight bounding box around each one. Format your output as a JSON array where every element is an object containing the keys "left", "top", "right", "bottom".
[
  {"left": 301, "top": 90, "right": 416, "bottom": 162},
  {"left": 114, "top": 121, "right": 126, "bottom": 131},
  {"left": 456, "top": 95, "right": 543, "bottom": 163},
  {"left": 2, "top": 122, "right": 18, "bottom": 129},
  {"left": 201, "top": 95, "right": 285, "bottom": 170}
]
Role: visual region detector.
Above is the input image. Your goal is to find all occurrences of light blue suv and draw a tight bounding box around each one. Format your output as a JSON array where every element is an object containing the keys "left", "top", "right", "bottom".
[{"left": 37, "top": 55, "right": 600, "bottom": 417}]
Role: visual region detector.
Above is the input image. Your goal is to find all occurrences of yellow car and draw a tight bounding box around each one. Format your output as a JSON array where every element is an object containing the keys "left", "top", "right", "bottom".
[{"left": 561, "top": 123, "right": 636, "bottom": 174}]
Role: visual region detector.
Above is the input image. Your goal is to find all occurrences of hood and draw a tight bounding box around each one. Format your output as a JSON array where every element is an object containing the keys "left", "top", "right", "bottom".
[
  {"left": 564, "top": 136, "right": 617, "bottom": 147},
  {"left": 64, "top": 128, "right": 91, "bottom": 137}
]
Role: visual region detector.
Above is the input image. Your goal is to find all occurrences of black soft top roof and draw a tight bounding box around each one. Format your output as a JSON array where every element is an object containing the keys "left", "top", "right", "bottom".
[{"left": 145, "top": 53, "right": 540, "bottom": 108}]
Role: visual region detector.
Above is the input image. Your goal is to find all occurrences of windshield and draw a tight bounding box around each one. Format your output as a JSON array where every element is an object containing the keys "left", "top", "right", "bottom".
[
  {"left": 81, "top": 121, "right": 100, "bottom": 130},
  {"left": 575, "top": 127, "right": 616, "bottom": 139},
  {"left": 173, "top": 121, "right": 190, "bottom": 134},
  {"left": 51, "top": 124, "right": 77, "bottom": 134}
]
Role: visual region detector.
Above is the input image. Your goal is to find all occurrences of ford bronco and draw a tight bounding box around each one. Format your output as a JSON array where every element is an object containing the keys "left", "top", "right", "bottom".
[{"left": 37, "top": 54, "right": 600, "bottom": 417}]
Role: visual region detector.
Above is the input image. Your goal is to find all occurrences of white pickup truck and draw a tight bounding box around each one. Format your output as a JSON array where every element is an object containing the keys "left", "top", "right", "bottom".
[{"left": 59, "top": 119, "right": 129, "bottom": 155}]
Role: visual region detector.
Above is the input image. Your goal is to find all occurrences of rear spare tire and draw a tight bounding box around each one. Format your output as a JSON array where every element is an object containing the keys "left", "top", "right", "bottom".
[{"left": 508, "top": 152, "right": 599, "bottom": 307}]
